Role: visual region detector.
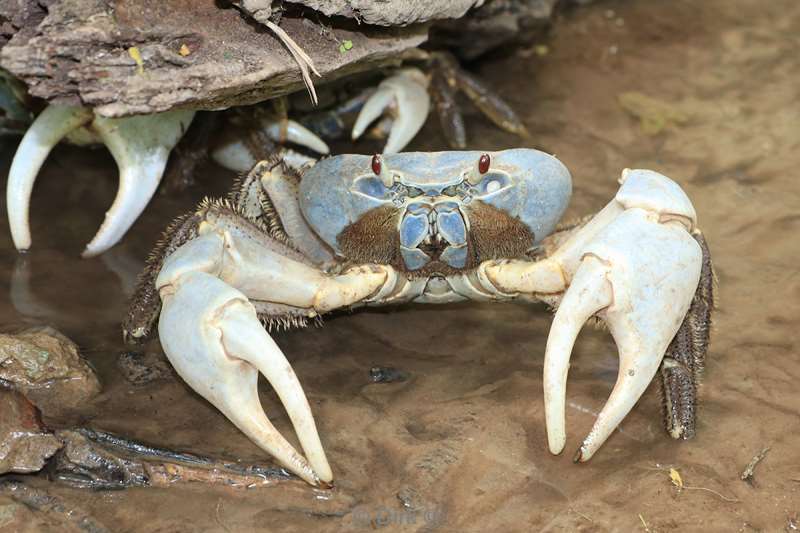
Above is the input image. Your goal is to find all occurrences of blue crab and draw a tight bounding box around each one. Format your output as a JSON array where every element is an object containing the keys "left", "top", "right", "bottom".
[{"left": 124, "top": 149, "right": 713, "bottom": 486}]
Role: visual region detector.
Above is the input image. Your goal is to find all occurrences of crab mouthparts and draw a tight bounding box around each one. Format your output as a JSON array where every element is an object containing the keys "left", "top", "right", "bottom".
[{"left": 399, "top": 202, "right": 468, "bottom": 270}]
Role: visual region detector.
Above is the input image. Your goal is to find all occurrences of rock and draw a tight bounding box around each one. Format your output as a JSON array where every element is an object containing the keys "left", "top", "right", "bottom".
[
  {"left": 0, "top": 495, "right": 59, "bottom": 533},
  {"left": 429, "top": 0, "right": 561, "bottom": 60},
  {"left": 0, "top": 326, "right": 101, "bottom": 417},
  {"left": 0, "top": 0, "right": 427, "bottom": 117},
  {"left": 369, "top": 366, "right": 409, "bottom": 383},
  {"left": 0, "top": 480, "right": 110, "bottom": 532},
  {"left": 117, "top": 351, "right": 173, "bottom": 386},
  {"left": 0, "top": 389, "right": 62, "bottom": 475},
  {"left": 280, "top": 0, "right": 483, "bottom": 27},
  {"left": 51, "top": 428, "right": 291, "bottom": 490},
  {"left": 49, "top": 430, "right": 150, "bottom": 490}
]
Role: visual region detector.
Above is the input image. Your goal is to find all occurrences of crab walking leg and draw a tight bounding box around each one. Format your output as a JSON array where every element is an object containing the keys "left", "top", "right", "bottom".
[
  {"left": 256, "top": 163, "right": 334, "bottom": 266},
  {"left": 7, "top": 105, "right": 93, "bottom": 251},
  {"left": 211, "top": 118, "right": 329, "bottom": 173},
  {"left": 158, "top": 270, "right": 328, "bottom": 485},
  {"left": 430, "top": 67, "right": 467, "bottom": 149},
  {"left": 83, "top": 110, "right": 195, "bottom": 257},
  {"left": 352, "top": 68, "right": 431, "bottom": 154},
  {"left": 262, "top": 120, "right": 330, "bottom": 155}
]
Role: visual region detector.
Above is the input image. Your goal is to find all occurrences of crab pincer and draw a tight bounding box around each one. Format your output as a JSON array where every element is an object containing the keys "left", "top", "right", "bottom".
[
  {"left": 483, "top": 169, "right": 706, "bottom": 459},
  {"left": 6, "top": 105, "right": 194, "bottom": 256}
]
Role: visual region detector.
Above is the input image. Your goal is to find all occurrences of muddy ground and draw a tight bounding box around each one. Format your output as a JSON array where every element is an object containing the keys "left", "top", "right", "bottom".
[{"left": 0, "top": 0, "right": 798, "bottom": 531}]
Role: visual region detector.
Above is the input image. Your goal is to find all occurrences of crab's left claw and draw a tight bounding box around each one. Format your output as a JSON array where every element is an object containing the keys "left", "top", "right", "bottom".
[
  {"left": 351, "top": 68, "right": 430, "bottom": 154},
  {"left": 6, "top": 105, "right": 194, "bottom": 257},
  {"left": 483, "top": 169, "right": 704, "bottom": 460}
]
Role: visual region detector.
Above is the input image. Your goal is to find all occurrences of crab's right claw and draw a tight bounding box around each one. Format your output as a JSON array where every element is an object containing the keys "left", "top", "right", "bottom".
[
  {"left": 158, "top": 270, "right": 332, "bottom": 486},
  {"left": 351, "top": 68, "right": 431, "bottom": 154}
]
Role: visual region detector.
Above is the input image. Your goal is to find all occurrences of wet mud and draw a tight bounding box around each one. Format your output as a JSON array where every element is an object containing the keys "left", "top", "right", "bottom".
[{"left": 0, "top": 0, "right": 798, "bottom": 530}]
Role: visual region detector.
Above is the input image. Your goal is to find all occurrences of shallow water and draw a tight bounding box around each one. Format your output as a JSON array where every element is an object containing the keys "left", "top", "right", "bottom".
[{"left": 1, "top": 0, "right": 799, "bottom": 531}]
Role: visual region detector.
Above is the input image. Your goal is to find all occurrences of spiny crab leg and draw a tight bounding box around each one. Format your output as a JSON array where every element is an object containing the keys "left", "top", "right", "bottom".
[
  {"left": 482, "top": 169, "right": 703, "bottom": 460},
  {"left": 155, "top": 211, "right": 393, "bottom": 484},
  {"left": 6, "top": 104, "right": 194, "bottom": 256},
  {"left": 351, "top": 68, "right": 430, "bottom": 154},
  {"left": 211, "top": 116, "right": 329, "bottom": 173}
]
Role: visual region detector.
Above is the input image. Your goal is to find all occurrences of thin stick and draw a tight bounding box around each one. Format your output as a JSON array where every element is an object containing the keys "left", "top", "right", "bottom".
[
  {"left": 639, "top": 513, "right": 651, "bottom": 532},
  {"left": 740, "top": 447, "right": 770, "bottom": 486},
  {"left": 682, "top": 485, "right": 740, "bottom": 503},
  {"left": 264, "top": 20, "right": 320, "bottom": 105}
]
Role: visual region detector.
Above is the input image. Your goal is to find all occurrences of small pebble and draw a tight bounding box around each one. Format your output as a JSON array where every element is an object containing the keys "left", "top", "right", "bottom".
[{"left": 369, "top": 366, "right": 409, "bottom": 383}]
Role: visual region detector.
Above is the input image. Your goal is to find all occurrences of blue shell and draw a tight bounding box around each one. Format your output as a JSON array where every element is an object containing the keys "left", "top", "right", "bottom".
[{"left": 299, "top": 149, "right": 572, "bottom": 257}]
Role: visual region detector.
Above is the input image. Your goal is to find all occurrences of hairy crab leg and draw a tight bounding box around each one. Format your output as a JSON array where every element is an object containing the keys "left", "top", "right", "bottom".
[
  {"left": 448, "top": 60, "right": 529, "bottom": 137},
  {"left": 231, "top": 159, "right": 334, "bottom": 266},
  {"left": 7, "top": 105, "right": 93, "bottom": 251},
  {"left": 352, "top": 68, "right": 430, "bottom": 154},
  {"left": 659, "top": 232, "right": 714, "bottom": 439}
]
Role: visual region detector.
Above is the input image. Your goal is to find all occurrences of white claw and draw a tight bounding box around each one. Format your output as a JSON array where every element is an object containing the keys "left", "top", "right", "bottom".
[
  {"left": 210, "top": 141, "right": 257, "bottom": 174},
  {"left": 544, "top": 206, "right": 702, "bottom": 460},
  {"left": 263, "top": 119, "right": 330, "bottom": 155},
  {"left": 544, "top": 256, "right": 613, "bottom": 455},
  {"left": 158, "top": 270, "right": 331, "bottom": 485},
  {"left": 351, "top": 87, "right": 394, "bottom": 140},
  {"left": 211, "top": 117, "right": 327, "bottom": 174},
  {"left": 220, "top": 304, "right": 332, "bottom": 483},
  {"left": 7, "top": 105, "right": 93, "bottom": 251},
  {"left": 6, "top": 104, "right": 193, "bottom": 256},
  {"left": 352, "top": 68, "right": 430, "bottom": 154},
  {"left": 83, "top": 110, "right": 195, "bottom": 257}
]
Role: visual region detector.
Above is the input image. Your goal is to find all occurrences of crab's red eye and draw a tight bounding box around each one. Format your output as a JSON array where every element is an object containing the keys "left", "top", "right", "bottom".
[
  {"left": 371, "top": 154, "right": 382, "bottom": 175},
  {"left": 478, "top": 153, "right": 491, "bottom": 174}
]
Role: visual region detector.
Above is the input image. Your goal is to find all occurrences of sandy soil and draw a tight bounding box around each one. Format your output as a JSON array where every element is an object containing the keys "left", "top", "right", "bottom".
[{"left": 0, "top": 0, "right": 798, "bottom": 531}]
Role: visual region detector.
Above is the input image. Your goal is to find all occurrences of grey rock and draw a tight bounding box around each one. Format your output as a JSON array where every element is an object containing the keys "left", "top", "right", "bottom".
[
  {"left": 287, "top": 0, "right": 485, "bottom": 26},
  {"left": 0, "top": 0, "right": 427, "bottom": 117},
  {"left": 0, "top": 326, "right": 101, "bottom": 417},
  {"left": 0, "top": 389, "right": 62, "bottom": 475}
]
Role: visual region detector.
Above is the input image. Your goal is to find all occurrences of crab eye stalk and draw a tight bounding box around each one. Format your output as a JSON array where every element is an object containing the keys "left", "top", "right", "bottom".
[
  {"left": 479, "top": 153, "right": 491, "bottom": 174},
  {"left": 371, "top": 154, "right": 394, "bottom": 187},
  {"left": 465, "top": 152, "right": 492, "bottom": 185}
]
